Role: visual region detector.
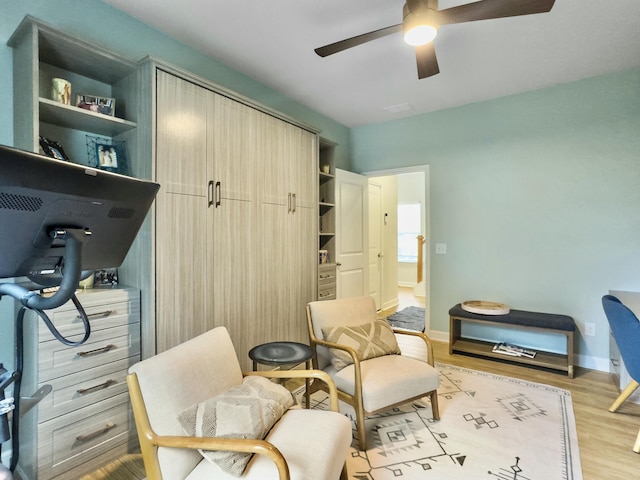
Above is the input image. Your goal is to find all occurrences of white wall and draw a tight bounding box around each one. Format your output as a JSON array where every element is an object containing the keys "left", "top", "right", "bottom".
[
  {"left": 369, "top": 175, "right": 399, "bottom": 311},
  {"left": 397, "top": 172, "right": 426, "bottom": 286}
]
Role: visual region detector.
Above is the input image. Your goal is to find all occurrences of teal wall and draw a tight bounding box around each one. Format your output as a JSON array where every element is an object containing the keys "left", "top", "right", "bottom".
[
  {"left": 351, "top": 68, "right": 640, "bottom": 367},
  {"left": 0, "top": 0, "right": 351, "bottom": 372}
]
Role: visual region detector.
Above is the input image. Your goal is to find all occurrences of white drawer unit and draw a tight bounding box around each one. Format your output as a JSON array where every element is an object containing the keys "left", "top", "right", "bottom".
[
  {"left": 16, "top": 287, "right": 141, "bottom": 480},
  {"left": 318, "top": 264, "right": 337, "bottom": 300}
]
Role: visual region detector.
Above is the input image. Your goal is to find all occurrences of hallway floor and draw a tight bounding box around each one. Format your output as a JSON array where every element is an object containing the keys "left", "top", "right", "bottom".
[{"left": 378, "top": 286, "right": 425, "bottom": 318}]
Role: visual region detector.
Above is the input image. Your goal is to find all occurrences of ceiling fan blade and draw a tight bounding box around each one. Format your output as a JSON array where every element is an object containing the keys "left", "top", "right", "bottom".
[
  {"left": 415, "top": 43, "right": 440, "bottom": 79},
  {"left": 315, "top": 24, "right": 403, "bottom": 57},
  {"left": 438, "top": 0, "right": 555, "bottom": 26}
]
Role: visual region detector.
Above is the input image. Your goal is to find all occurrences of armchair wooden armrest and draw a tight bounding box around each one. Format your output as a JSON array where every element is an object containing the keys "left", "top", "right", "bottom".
[
  {"left": 391, "top": 328, "right": 435, "bottom": 366},
  {"left": 127, "top": 372, "right": 290, "bottom": 480},
  {"left": 243, "top": 369, "right": 341, "bottom": 412}
]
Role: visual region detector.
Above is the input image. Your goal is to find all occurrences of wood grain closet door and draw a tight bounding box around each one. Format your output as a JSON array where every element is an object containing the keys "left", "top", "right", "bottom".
[
  {"left": 254, "top": 114, "right": 318, "bottom": 346},
  {"left": 155, "top": 70, "right": 213, "bottom": 353},
  {"left": 209, "top": 94, "right": 258, "bottom": 367}
]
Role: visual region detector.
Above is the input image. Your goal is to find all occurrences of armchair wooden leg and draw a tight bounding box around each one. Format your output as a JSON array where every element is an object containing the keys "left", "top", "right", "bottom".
[
  {"left": 634, "top": 428, "right": 640, "bottom": 454},
  {"left": 609, "top": 380, "right": 640, "bottom": 413},
  {"left": 355, "top": 405, "right": 367, "bottom": 451},
  {"left": 340, "top": 463, "right": 349, "bottom": 480},
  {"left": 430, "top": 390, "right": 440, "bottom": 421}
]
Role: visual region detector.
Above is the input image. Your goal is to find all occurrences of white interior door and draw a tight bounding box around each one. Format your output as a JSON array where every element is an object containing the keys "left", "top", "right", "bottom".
[
  {"left": 335, "top": 168, "right": 368, "bottom": 299},
  {"left": 368, "top": 180, "right": 383, "bottom": 310}
]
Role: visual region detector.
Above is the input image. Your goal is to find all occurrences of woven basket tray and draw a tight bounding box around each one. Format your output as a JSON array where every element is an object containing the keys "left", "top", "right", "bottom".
[{"left": 461, "top": 300, "right": 510, "bottom": 315}]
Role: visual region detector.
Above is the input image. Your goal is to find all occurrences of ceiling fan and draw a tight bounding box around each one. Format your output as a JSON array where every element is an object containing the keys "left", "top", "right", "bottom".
[{"left": 314, "top": 0, "right": 556, "bottom": 79}]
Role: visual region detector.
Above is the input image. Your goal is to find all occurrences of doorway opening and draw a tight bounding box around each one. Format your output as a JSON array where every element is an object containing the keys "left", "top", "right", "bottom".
[{"left": 363, "top": 165, "right": 429, "bottom": 329}]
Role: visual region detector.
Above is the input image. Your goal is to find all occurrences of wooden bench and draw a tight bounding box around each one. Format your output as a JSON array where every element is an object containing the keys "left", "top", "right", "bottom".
[{"left": 449, "top": 304, "right": 576, "bottom": 378}]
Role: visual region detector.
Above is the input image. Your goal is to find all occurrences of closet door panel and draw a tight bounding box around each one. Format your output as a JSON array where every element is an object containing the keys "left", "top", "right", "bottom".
[
  {"left": 155, "top": 193, "right": 210, "bottom": 352},
  {"left": 212, "top": 94, "right": 254, "bottom": 202},
  {"left": 256, "top": 202, "right": 291, "bottom": 343},
  {"left": 289, "top": 205, "right": 317, "bottom": 342},
  {"left": 255, "top": 112, "right": 289, "bottom": 207},
  {"left": 287, "top": 125, "right": 318, "bottom": 210},
  {"left": 156, "top": 70, "right": 208, "bottom": 194},
  {"left": 155, "top": 70, "right": 212, "bottom": 353},
  {"left": 210, "top": 197, "right": 256, "bottom": 367}
]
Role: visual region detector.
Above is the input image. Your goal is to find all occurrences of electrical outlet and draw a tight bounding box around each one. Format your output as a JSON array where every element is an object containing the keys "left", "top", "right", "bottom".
[
  {"left": 435, "top": 243, "right": 447, "bottom": 255},
  {"left": 584, "top": 322, "right": 596, "bottom": 337}
]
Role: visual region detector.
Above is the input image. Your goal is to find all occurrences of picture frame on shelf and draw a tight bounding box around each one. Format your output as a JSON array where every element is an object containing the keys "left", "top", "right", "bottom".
[
  {"left": 76, "top": 94, "right": 115, "bottom": 116},
  {"left": 94, "top": 268, "right": 118, "bottom": 287},
  {"left": 96, "top": 143, "right": 119, "bottom": 169},
  {"left": 39, "top": 136, "right": 70, "bottom": 161},
  {"left": 86, "top": 135, "right": 128, "bottom": 175}
]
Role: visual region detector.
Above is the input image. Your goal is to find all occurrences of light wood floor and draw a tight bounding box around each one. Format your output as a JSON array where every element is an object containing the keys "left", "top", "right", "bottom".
[{"left": 85, "top": 288, "right": 640, "bottom": 480}]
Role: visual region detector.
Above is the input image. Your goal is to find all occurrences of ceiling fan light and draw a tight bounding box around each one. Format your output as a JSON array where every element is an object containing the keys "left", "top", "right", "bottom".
[{"left": 404, "top": 24, "right": 438, "bottom": 46}]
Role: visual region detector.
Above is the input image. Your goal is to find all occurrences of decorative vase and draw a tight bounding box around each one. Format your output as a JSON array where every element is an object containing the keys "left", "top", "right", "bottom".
[{"left": 51, "top": 78, "right": 71, "bottom": 105}]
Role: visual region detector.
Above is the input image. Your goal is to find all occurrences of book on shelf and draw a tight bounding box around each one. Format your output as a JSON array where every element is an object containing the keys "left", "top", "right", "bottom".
[{"left": 492, "top": 342, "right": 537, "bottom": 358}]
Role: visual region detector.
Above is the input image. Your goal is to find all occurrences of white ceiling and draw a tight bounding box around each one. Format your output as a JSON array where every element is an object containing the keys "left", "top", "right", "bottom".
[{"left": 103, "top": 0, "right": 640, "bottom": 127}]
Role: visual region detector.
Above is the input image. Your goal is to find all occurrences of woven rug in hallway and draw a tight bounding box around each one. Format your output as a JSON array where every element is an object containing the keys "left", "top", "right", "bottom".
[
  {"left": 306, "top": 363, "right": 582, "bottom": 480},
  {"left": 385, "top": 306, "right": 425, "bottom": 332}
]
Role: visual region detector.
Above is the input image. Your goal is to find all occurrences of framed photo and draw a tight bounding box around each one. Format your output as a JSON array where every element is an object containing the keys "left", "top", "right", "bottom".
[
  {"left": 96, "top": 143, "right": 119, "bottom": 169},
  {"left": 76, "top": 94, "right": 115, "bottom": 117},
  {"left": 86, "top": 135, "right": 128, "bottom": 175},
  {"left": 94, "top": 268, "right": 118, "bottom": 287},
  {"left": 39, "top": 136, "right": 70, "bottom": 161}
]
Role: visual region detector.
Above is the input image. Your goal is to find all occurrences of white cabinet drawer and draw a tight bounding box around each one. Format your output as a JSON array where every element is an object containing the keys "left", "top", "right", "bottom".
[
  {"left": 38, "top": 289, "right": 139, "bottom": 339},
  {"left": 38, "top": 323, "right": 140, "bottom": 381},
  {"left": 37, "top": 393, "right": 134, "bottom": 480},
  {"left": 318, "top": 264, "right": 336, "bottom": 285},
  {"left": 318, "top": 282, "right": 336, "bottom": 300},
  {"left": 38, "top": 357, "right": 138, "bottom": 422}
]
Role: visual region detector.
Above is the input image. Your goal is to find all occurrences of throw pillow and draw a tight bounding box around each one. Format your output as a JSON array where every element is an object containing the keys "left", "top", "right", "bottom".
[
  {"left": 177, "top": 375, "right": 295, "bottom": 476},
  {"left": 322, "top": 319, "right": 401, "bottom": 370}
]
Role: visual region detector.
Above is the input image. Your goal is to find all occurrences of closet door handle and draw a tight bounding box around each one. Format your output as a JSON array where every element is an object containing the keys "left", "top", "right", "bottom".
[
  {"left": 292, "top": 193, "right": 297, "bottom": 213},
  {"left": 288, "top": 193, "right": 292, "bottom": 213},
  {"left": 215, "top": 181, "right": 221, "bottom": 208},
  {"left": 208, "top": 180, "right": 214, "bottom": 208}
]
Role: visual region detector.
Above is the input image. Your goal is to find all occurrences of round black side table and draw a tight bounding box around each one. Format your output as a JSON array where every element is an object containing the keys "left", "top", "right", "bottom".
[{"left": 248, "top": 341, "right": 313, "bottom": 407}]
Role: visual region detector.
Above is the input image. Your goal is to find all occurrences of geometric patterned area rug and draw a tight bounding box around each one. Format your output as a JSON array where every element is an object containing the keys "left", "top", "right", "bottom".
[{"left": 306, "top": 363, "right": 582, "bottom": 480}]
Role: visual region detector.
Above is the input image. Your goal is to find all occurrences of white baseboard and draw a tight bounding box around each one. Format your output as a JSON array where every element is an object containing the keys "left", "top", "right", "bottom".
[
  {"left": 381, "top": 298, "right": 399, "bottom": 312},
  {"left": 428, "top": 329, "right": 450, "bottom": 343},
  {"left": 429, "top": 329, "right": 610, "bottom": 373},
  {"left": 575, "top": 354, "right": 610, "bottom": 372}
]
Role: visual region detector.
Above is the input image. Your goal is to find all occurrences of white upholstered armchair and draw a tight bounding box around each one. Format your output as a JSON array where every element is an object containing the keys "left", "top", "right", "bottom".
[
  {"left": 307, "top": 296, "right": 440, "bottom": 450},
  {"left": 127, "top": 326, "right": 352, "bottom": 480}
]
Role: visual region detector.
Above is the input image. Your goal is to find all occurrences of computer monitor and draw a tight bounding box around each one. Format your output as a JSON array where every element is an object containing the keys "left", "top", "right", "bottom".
[{"left": 0, "top": 143, "right": 159, "bottom": 283}]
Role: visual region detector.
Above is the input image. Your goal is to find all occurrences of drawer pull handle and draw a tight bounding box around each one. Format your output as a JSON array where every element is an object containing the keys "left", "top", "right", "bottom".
[
  {"left": 76, "top": 422, "right": 117, "bottom": 443},
  {"left": 77, "top": 310, "right": 114, "bottom": 321},
  {"left": 77, "top": 379, "right": 117, "bottom": 395},
  {"left": 77, "top": 344, "right": 116, "bottom": 357},
  {"left": 319, "top": 274, "right": 333, "bottom": 279}
]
